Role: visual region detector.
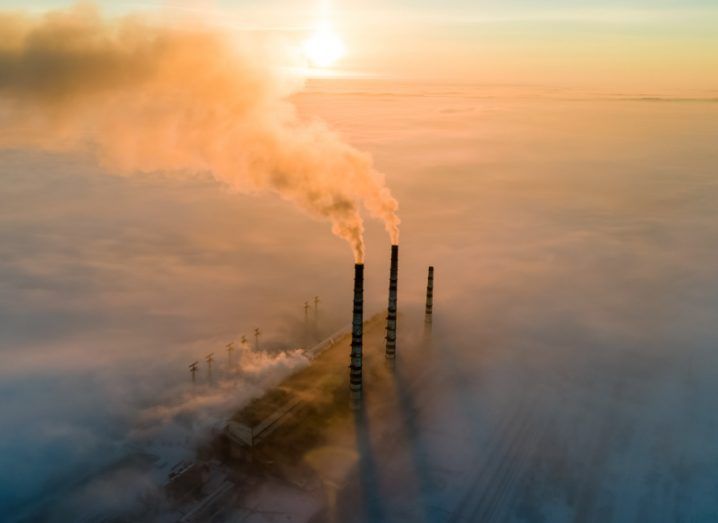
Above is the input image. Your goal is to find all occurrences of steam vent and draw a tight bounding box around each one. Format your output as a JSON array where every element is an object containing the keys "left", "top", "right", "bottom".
[
  {"left": 350, "top": 263, "right": 364, "bottom": 400},
  {"left": 385, "top": 244, "right": 399, "bottom": 359},
  {"left": 425, "top": 265, "right": 434, "bottom": 322}
]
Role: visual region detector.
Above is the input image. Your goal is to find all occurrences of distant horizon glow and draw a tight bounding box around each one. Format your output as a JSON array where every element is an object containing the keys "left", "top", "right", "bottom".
[{"left": 1, "top": 1, "right": 715, "bottom": 91}]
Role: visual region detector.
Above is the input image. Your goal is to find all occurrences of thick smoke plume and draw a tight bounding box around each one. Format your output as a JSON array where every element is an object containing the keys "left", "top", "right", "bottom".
[{"left": 0, "top": 4, "right": 399, "bottom": 261}]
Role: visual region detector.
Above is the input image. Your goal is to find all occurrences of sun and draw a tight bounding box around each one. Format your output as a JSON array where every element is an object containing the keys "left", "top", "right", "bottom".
[{"left": 303, "top": 26, "right": 345, "bottom": 68}]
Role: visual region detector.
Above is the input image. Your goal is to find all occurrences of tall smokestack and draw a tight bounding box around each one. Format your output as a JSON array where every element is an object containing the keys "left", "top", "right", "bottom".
[
  {"left": 385, "top": 245, "right": 399, "bottom": 359},
  {"left": 350, "top": 263, "right": 364, "bottom": 400},
  {"left": 425, "top": 266, "right": 434, "bottom": 323}
]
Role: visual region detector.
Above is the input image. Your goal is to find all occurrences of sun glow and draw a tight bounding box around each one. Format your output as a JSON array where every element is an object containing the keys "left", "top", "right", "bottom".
[{"left": 303, "top": 25, "right": 345, "bottom": 68}]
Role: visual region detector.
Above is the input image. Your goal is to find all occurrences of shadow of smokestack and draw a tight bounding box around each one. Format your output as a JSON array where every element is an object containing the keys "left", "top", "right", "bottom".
[
  {"left": 350, "top": 402, "right": 386, "bottom": 521},
  {"left": 385, "top": 245, "right": 399, "bottom": 359},
  {"left": 350, "top": 263, "right": 364, "bottom": 403}
]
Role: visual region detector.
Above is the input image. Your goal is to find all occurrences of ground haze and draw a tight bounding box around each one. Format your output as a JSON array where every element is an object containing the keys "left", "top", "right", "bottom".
[{"left": 1, "top": 81, "right": 717, "bottom": 521}]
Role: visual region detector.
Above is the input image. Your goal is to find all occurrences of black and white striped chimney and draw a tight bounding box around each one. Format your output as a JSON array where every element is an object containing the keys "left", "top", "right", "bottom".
[
  {"left": 385, "top": 245, "right": 399, "bottom": 359},
  {"left": 350, "top": 263, "right": 364, "bottom": 400},
  {"left": 425, "top": 266, "right": 434, "bottom": 323}
]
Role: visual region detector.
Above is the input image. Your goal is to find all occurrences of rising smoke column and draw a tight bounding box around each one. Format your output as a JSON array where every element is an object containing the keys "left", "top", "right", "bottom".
[{"left": 0, "top": 4, "right": 399, "bottom": 261}]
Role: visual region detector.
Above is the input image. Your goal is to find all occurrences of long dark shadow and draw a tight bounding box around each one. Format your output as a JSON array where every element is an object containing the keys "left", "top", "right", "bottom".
[
  {"left": 389, "top": 326, "right": 445, "bottom": 523},
  {"left": 349, "top": 401, "right": 387, "bottom": 523}
]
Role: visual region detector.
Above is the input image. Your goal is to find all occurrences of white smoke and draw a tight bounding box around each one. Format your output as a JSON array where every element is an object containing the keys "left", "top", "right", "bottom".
[{"left": 0, "top": 3, "right": 400, "bottom": 261}]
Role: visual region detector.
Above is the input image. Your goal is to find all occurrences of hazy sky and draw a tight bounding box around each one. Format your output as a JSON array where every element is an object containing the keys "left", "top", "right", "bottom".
[{"left": 1, "top": 0, "right": 716, "bottom": 90}]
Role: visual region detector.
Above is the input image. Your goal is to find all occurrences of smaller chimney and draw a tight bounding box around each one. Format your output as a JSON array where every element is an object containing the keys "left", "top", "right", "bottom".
[
  {"left": 385, "top": 245, "right": 399, "bottom": 359},
  {"left": 425, "top": 266, "right": 434, "bottom": 323},
  {"left": 350, "top": 263, "right": 364, "bottom": 401}
]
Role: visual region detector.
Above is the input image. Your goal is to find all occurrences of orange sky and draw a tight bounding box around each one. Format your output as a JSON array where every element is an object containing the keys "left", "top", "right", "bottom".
[{"left": 4, "top": 1, "right": 717, "bottom": 92}]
